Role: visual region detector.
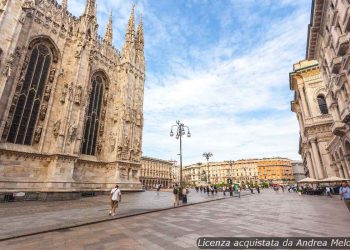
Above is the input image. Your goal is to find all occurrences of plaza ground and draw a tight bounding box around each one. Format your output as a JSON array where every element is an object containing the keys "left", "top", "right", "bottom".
[
  {"left": 0, "top": 189, "right": 349, "bottom": 249},
  {"left": 0, "top": 189, "right": 245, "bottom": 240}
]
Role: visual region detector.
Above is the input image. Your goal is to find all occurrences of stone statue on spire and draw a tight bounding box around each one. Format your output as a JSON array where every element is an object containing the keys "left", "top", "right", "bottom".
[
  {"left": 61, "top": 0, "right": 68, "bottom": 10},
  {"left": 136, "top": 14, "right": 144, "bottom": 52},
  {"left": 104, "top": 10, "right": 113, "bottom": 46},
  {"left": 84, "top": 0, "right": 96, "bottom": 17},
  {"left": 125, "top": 4, "right": 135, "bottom": 45}
]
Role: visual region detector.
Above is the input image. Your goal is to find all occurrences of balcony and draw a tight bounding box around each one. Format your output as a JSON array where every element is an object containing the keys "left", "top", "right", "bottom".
[
  {"left": 331, "top": 121, "right": 347, "bottom": 136},
  {"left": 336, "top": 34, "right": 349, "bottom": 56},
  {"left": 331, "top": 56, "right": 342, "bottom": 74}
]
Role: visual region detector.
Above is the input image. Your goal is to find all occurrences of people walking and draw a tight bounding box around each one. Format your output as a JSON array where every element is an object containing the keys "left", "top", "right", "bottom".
[
  {"left": 182, "top": 187, "right": 188, "bottom": 204},
  {"left": 257, "top": 186, "right": 260, "bottom": 194},
  {"left": 238, "top": 186, "right": 241, "bottom": 198},
  {"left": 223, "top": 186, "right": 226, "bottom": 196},
  {"left": 207, "top": 186, "right": 210, "bottom": 196},
  {"left": 325, "top": 186, "right": 332, "bottom": 197},
  {"left": 229, "top": 186, "right": 233, "bottom": 197},
  {"left": 109, "top": 185, "right": 122, "bottom": 216},
  {"left": 173, "top": 184, "right": 180, "bottom": 207},
  {"left": 210, "top": 186, "right": 214, "bottom": 196},
  {"left": 339, "top": 181, "right": 350, "bottom": 212}
]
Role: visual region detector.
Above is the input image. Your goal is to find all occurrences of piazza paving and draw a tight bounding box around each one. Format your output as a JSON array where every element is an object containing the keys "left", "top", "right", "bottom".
[
  {"left": 0, "top": 189, "right": 245, "bottom": 240},
  {"left": 0, "top": 189, "right": 349, "bottom": 249}
]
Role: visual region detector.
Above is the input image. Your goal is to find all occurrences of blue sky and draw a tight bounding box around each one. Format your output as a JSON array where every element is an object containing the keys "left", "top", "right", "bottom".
[{"left": 64, "top": 0, "right": 311, "bottom": 164}]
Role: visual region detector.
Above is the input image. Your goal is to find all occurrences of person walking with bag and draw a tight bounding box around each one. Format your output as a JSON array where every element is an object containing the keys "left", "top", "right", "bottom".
[
  {"left": 109, "top": 185, "right": 122, "bottom": 216},
  {"left": 339, "top": 181, "right": 350, "bottom": 212},
  {"left": 173, "top": 184, "right": 180, "bottom": 207}
]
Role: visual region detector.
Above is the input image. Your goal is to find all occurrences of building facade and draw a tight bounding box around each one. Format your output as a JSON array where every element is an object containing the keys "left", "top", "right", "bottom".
[
  {"left": 0, "top": 0, "right": 145, "bottom": 197},
  {"left": 257, "top": 158, "right": 294, "bottom": 183},
  {"left": 290, "top": 60, "right": 335, "bottom": 179},
  {"left": 140, "top": 157, "right": 173, "bottom": 188},
  {"left": 183, "top": 158, "right": 292, "bottom": 186},
  {"left": 291, "top": 160, "right": 307, "bottom": 182},
  {"left": 291, "top": 0, "right": 350, "bottom": 179},
  {"left": 171, "top": 164, "right": 180, "bottom": 185}
]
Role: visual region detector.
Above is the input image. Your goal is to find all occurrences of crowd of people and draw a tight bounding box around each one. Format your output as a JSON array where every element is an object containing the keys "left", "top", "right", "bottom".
[{"left": 108, "top": 181, "right": 350, "bottom": 216}]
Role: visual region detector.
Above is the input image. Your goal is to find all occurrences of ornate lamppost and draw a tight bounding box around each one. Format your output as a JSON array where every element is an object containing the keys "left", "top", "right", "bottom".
[
  {"left": 202, "top": 152, "right": 213, "bottom": 184},
  {"left": 227, "top": 160, "right": 234, "bottom": 184},
  {"left": 170, "top": 120, "right": 191, "bottom": 187}
]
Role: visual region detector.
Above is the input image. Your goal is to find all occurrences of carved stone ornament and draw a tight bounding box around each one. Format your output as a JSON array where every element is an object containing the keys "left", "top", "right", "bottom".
[
  {"left": 2, "top": 47, "right": 20, "bottom": 76},
  {"left": 96, "top": 138, "right": 103, "bottom": 154},
  {"left": 75, "top": 40, "right": 85, "bottom": 58},
  {"left": 74, "top": 85, "right": 82, "bottom": 105},
  {"left": 109, "top": 132, "right": 116, "bottom": 152},
  {"left": 136, "top": 112, "right": 142, "bottom": 127},
  {"left": 39, "top": 103, "right": 47, "bottom": 120},
  {"left": 44, "top": 85, "right": 51, "bottom": 101},
  {"left": 99, "top": 122, "right": 104, "bottom": 136},
  {"left": 60, "top": 83, "right": 69, "bottom": 103},
  {"left": 68, "top": 123, "right": 77, "bottom": 142},
  {"left": 123, "top": 135, "right": 129, "bottom": 150},
  {"left": 53, "top": 120, "right": 61, "bottom": 137},
  {"left": 49, "top": 68, "right": 56, "bottom": 82},
  {"left": 22, "top": 0, "right": 34, "bottom": 9},
  {"left": 34, "top": 126, "right": 43, "bottom": 143},
  {"left": 117, "top": 145, "right": 122, "bottom": 159}
]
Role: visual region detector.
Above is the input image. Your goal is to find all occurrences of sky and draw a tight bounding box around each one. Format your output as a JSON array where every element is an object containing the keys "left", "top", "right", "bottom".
[{"left": 63, "top": 0, "right": 312, "bottom": 165}]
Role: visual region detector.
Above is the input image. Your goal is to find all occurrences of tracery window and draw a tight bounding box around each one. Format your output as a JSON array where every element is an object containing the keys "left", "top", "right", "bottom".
[
  {"left": 317, "top": 95, "right": 328, "bottom": 115},
  {"left": 81, "top": 73, "right": 107, "bottom": 155},
  {"left": 4, "top": 40, "right": 57, "bottom": 145}
]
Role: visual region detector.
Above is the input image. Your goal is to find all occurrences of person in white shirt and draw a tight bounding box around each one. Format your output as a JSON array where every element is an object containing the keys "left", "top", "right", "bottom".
[{"left": 109, "top": 185, "right": 122, "bottom": 216}]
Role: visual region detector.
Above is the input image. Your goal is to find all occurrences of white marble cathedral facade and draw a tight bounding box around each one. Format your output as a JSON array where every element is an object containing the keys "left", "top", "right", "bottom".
[{"left": 0, "top": 0, "right": 145, "bottom": 198}]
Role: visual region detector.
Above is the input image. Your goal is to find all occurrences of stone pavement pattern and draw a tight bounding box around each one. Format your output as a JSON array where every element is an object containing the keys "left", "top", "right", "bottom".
[
  {"left": 0, "top": 190, "right": 349, "bottom": 250},
  {"left": 0, "top": 189, "right": 244, "bottom": 240}
]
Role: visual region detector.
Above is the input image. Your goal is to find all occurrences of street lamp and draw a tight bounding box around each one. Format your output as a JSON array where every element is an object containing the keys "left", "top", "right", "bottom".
[
  {"left": 202, "top": 152, "right": 213, "bottom": 184},
  {"left": 170, "top": 120, "right": 191, "bottom": 187},
  {"left": 227, "top": 160, "right": 234, "bottom": 183},
  {"left": 242, "top": 166, "right": 248, "bottom": 185}
]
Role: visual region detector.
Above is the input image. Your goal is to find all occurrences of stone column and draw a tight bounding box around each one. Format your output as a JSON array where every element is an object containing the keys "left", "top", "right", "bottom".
[
  {"left": 341, "top": 159, "right": 350, "bottom": 179},
  {"left": 344, "top": 155, "right": 350, "bottom": 178},
  {"left": 336, "top": 162, "right": 345, "bottom": 178},
  {"left": 317, "top": 140, "right": 331, "bottom": 178},
  {"left": 306, "top": 153, "right": 316, "bottom": 179},
  {"left": 298, "top": 86, "right": 310, "bottom": 118},
  {"left": 310, "top": 139, "right": 324, "bottom": 179}
]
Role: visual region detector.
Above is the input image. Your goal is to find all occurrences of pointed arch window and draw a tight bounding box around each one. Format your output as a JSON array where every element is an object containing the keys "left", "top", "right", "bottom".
[
  {"left": 82, "top": 73, "right": 107, "bottom": 155},
  {"left": 317, "top": 95, "right": 328, "bottom": 115},
  {"left": 5, "top": 42, "right": 55, "bottom": 145}
]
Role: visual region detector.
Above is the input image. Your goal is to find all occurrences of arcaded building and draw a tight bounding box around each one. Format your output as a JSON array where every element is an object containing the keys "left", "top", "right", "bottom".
[
  {"left": 140, "top": 157, "right": 173, "bottom": 188},
  {"left": 0, "top": 0, "right": 145, "bottom": 198},
  {"left": 290, "top": 60, "right": 335, "bottom": 179},
  {"left": 291, "top": 0, "right": 350, "bottom": 179}
]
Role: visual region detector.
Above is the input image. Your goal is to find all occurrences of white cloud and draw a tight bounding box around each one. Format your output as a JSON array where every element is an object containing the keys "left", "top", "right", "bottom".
[
  {"left": 64, "top": 0, "right": 307, "bottom": 164},
  {"left": 142, "top": 2, "right": 309, "bottom": 164}
]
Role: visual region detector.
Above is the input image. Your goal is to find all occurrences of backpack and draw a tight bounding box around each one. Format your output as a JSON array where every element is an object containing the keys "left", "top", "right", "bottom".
[{"left": 173, "top": 188, "right": 178, "bottom": 195}]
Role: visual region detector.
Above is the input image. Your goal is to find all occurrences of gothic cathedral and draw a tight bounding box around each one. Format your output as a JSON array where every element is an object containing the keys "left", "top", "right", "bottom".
[{"left": 0, "top": 0, "right": 145, "bottom": 199}]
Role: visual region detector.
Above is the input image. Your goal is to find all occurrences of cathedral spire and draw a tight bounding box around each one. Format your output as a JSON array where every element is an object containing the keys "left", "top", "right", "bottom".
[
  {"left": 125, "top": 4, "right": 135, "bottom": 45},
  {"left": 136, "top": 14, "right": 144, "bottom": 51},
  {"left": 84, "top": 0, "right": 96, "bottom": 17},
  {"left": 62, "top": 0, "right": 68, "bottom": 10},
  {"left": 104, "top": 10, "right": 113, "bottom": 45}
]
